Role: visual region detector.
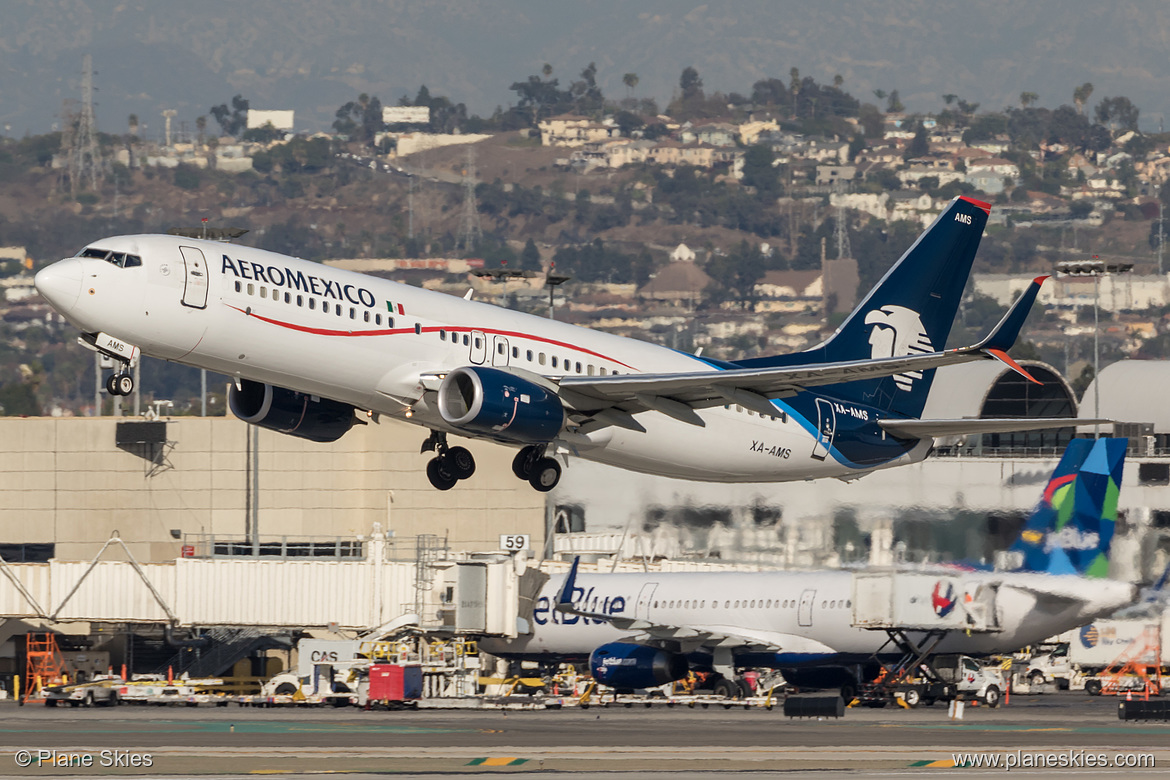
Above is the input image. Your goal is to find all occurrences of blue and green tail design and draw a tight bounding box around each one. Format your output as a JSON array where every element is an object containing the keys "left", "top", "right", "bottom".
[{"left": 1010, "top": 437, "right": 1126, "bottom": 578}]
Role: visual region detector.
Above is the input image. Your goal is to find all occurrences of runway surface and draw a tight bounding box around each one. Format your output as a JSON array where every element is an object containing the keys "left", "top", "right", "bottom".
[{"left": 0, "top": 693, "right": 1164, "bottom": 778}]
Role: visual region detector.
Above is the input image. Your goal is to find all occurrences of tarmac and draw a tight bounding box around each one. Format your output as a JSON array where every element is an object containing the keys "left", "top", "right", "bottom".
[{"left": 0, "top": 693, "right": 1164, "bottom": 778}]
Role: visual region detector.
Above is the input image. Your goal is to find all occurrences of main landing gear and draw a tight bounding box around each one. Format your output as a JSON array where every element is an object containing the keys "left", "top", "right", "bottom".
[
  {"left": 105, "top": 366, "right": 134, "bottom": 396},
  {"left": 421, "top": 431, "right": 475, "bottom": 491},
  {"left": 512, "top": 445, "right": 561, "bottom": 492}
]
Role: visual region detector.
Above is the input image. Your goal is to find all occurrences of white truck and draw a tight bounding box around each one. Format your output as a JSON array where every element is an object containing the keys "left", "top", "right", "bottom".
[{"left": 1026, "top": 611, "right": 1168, "bottom": 694}]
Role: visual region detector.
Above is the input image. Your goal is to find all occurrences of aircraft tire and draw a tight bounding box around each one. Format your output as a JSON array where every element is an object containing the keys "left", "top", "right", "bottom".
[
  {"left": 106, "top": 375, "right": 121, "bottom": 396},
  {"left": 512, "top": 447, "right": 537, "bottom": 480},
  {"left": 736, "top": 679, "right": 753, "bottom": 699},
  {"left": 712, "top": 678, "right": 740, "bottom": 699},
  {"left": 116, "top": 373, "right": 134, "bottom": 395},
  {"left": 528, "top": 458, "right": 561, "bottom": 492},
  {"left": 426, "top": 458, "right": 458, "bottom": 491},
  {"left": 446, "top": 447, "right": 476, "bottom": 480}
]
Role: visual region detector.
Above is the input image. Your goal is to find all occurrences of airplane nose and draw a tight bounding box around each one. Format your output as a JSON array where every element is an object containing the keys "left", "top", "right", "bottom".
[{"left": 35, "top": 258, "right": 83, "bottom": 311}]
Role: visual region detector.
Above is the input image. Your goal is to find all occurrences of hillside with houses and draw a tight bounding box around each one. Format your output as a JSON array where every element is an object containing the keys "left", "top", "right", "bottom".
[{"left": 2, "top": 64, "right": 1170, "bottom": 414}]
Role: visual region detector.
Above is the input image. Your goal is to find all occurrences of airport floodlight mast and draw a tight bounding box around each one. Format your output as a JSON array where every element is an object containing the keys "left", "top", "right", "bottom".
[
  {"left": 456, "top": 146, "right": 483, "bottom": 251},
  {"left": 1056, "top": 257, "right": 1133, "bottom": 438}
]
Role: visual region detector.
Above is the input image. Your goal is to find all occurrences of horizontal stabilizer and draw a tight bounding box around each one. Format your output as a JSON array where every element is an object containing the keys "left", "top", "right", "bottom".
[{"left": 879, "top": 417, "right": 1109, "bottom": 439}]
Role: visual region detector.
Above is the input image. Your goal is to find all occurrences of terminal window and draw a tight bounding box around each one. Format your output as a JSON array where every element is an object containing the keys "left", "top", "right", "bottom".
[{"left": 1139, "top": 463, "right": 1170, "bottom": 486}]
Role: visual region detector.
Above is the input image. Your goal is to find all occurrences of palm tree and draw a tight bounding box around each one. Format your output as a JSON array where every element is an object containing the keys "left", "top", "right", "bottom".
[
  {"left": 1020, "top": 91, "right": 1039, "bottom": 109},
  {"left": 622, "top": 72, "right": 639, "bottom": 101}
]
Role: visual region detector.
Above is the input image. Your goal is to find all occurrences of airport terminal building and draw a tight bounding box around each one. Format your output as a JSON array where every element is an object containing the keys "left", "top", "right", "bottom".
[{"left": 0, "top": 359, "right": 1168, "bottom": 683}]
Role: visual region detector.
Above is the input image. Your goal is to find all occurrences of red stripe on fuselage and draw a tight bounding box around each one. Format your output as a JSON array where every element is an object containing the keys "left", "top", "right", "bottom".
[{"left": 227, "top": 305, "right": 639, "bottom": 370}]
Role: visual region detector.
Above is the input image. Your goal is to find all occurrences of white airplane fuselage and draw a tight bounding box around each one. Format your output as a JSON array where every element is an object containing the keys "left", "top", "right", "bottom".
[
  {"left": 480, "top": 569, "right": 1137, "bottom": 665},
  {"left": 35, "top": 235, "right": 931, "bottom": 482}
]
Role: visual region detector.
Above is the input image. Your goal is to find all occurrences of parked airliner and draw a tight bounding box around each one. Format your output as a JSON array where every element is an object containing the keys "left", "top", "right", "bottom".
[
  {"left": 35, "top": 196, "right": 1077, "bottom": 491},
  {"left": 479, "top": 438, "right": 1134, "bottom": 696}
]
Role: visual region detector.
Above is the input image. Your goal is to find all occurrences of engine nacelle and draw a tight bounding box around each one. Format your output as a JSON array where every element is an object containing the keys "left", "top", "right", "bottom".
[
  {"left": 437, "top": 366, "right": 564, "bottom": 443},
  {"left": 228, "top": 379, "right": 358, "bottom": 443},
  {"left": 589, "top": 642, "right": 689, "bottom": 689}
]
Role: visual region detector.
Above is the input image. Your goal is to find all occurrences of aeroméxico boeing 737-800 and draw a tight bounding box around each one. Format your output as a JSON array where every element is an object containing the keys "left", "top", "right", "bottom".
[
  {"left": 479, "top": 438, "right": 1134, "bottom": 699},
  {"left": 34, "top": 195, "right": 1079, "bottom": 491}
]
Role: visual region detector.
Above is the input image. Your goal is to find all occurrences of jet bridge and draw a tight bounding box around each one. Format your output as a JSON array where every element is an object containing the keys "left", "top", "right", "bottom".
[{"left": 850, "top": 571, "right": 1001, "bottom": 705}]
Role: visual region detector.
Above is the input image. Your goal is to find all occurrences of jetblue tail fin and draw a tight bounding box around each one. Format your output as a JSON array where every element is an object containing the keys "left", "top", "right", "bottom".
[
  {"left": 738, "top": 196, "right": 991, "bottom": 418},
  {"left": 1010, "top": 437, "right": 1127, "bottom": 578}
]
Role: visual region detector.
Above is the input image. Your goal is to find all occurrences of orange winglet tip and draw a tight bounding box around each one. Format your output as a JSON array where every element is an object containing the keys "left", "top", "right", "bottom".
[
  {"left": 987, "top": 348, "right": 1040, "bottom": 384},
  {"left": 1032, "top": 275, "right": 1050, "bottom": 285}
]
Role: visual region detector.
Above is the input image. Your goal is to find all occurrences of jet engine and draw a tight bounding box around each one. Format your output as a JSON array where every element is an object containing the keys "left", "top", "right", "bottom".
[
  {"left": 589, "top": 642, "right": 689, "bottom": 689},
  {"left": 228, "top": 379, "right": 358, "bottom": 443},
  {"left": 437, "top": 366, "right": 564, "bottom": 443}
]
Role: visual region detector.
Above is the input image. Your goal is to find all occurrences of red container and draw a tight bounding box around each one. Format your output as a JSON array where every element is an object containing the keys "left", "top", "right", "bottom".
[{"left": 368, "top": 664, "right": 423, "bottom": 701}]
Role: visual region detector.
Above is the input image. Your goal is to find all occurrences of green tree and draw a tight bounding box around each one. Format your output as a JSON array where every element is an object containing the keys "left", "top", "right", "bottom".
[
  {"left": 740, "top": 145, "right": 781, "bottom": 194},
  {"left": 0, "top": 382, "right": 40, "bottom": 416},
  {"left": 520, "top": 238, "right": 541, "bottom": 271},
  {"left": 680, "top": 66, "right": 704, "bottom": 102},
  {"left": 1095, "top": 96, "right": 1140, "bottom": 132},
  {"left": 1019, "top": 91, "right": 1039, "bottom": 108},
  {"left": 904, "top": 121, "right": 929, "bottom": 160},
  {"left": 885, "top": 90, "right": 904, "bottom": 114},
  {"left": 1073, "top": 82, "right": 1094, "bottom": 115},
  {"left": 209, "top": 95, "right": 249, "bottom": 137}
]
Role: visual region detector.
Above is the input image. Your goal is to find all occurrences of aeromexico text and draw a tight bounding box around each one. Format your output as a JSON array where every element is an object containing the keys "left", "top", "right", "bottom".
[{"left": 221, "top": 255, "right": 376, "bottom": 308}]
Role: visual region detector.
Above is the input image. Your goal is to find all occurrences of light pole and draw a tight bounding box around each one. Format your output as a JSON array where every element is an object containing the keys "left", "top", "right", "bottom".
[{"left": 1055, "top": 257, "right": 1133, "bottom": 438}]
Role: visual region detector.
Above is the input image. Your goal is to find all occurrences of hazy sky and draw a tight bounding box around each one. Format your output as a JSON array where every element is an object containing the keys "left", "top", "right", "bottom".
[{"left": 3, "top": 1, "right": 1169, "bottom": 137}]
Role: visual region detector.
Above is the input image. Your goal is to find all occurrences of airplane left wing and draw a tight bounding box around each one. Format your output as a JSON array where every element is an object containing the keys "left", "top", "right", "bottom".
[{"left": 555, "top": 277, "right": 1046, "bottom": 430}]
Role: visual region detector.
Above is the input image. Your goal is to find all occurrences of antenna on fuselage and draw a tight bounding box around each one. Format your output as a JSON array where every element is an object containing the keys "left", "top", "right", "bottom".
[{"left": 166, "top": 226, "right": 249, "bottom": 241}]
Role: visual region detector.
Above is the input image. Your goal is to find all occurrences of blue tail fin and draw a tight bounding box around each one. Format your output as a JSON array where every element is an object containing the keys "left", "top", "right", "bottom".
[
  {"left": 1010, "top": 438, "right": 1127, "bottom": 577},
  {"left": 737, "top": 196, "right": 991, "bottom": 418}
]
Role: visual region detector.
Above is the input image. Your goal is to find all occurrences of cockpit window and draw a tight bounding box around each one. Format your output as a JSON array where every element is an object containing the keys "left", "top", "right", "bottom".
[{"left": 76, "top": 247, "right": 141, "bottom": 268}]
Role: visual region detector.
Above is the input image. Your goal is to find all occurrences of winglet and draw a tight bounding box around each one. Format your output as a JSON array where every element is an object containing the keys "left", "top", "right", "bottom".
[
  {"left": 554, "top": 556, "right": 581, "bottom": 613},
  {"left": 975, "top": 275, "right": 1048, "bottom": 352},
  {"left": 986, "top": 348, "right": 1041, "bottom": 385}
]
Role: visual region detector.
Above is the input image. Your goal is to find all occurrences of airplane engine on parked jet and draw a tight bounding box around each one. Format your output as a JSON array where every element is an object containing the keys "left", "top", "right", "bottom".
[
  {"left": 437, "top": 366, "right": 564, "bottom": 443},
  {"left": 228, "top": 379, "right": 358, "bottom": 443},
  {"left": 589, "top": 642, "right": 689, "bottom": 689}
]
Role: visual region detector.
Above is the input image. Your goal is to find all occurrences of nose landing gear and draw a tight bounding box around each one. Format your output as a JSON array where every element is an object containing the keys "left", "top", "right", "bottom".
[
  {"left": 421, "top": 431, "right": 477, "bottom": 490},
  {"left": 105, "top": 370, "right": 135, "bottom": 396}
]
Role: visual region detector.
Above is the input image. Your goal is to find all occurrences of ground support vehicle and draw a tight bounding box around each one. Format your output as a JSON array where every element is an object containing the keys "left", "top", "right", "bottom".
[{"left": 43, "top": 677, "right": 121, "bottom": 708}]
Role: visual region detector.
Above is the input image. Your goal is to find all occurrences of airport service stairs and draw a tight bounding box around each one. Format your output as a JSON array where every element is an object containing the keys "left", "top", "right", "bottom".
[{"left": 155, "top": 628, "right": 292, "bottom": 679}]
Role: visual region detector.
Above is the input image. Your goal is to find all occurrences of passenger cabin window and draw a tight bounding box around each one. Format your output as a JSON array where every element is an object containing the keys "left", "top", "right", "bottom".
[
  {"left": 234, "top": 281, "right": 242, "bottom": 293},
  {"left": 440, "top": 330, "right": 447, "bottom": 341},
  {"left": 551, "top": 357, "right": 558, "bottom": 368},
  {"left": 297, "top": 295, "right": 304, "bottom": 307},
  {"left": 308, "top": 298, "right": 315, "bottom": 310},
  {"left": 526, "top": 350, "right": 534, "bottom": 361},
  {"left": 376, "top": 314, "right": 382, "bottom": 325}
]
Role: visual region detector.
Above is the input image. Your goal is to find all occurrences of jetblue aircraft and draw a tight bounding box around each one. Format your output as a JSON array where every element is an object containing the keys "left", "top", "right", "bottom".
[
  {"left": 479, "top": 438, "right": 1134, "bottom": 695},
  {"left": 35, "top": 196, "right": 1075, "bottom": 491}
]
